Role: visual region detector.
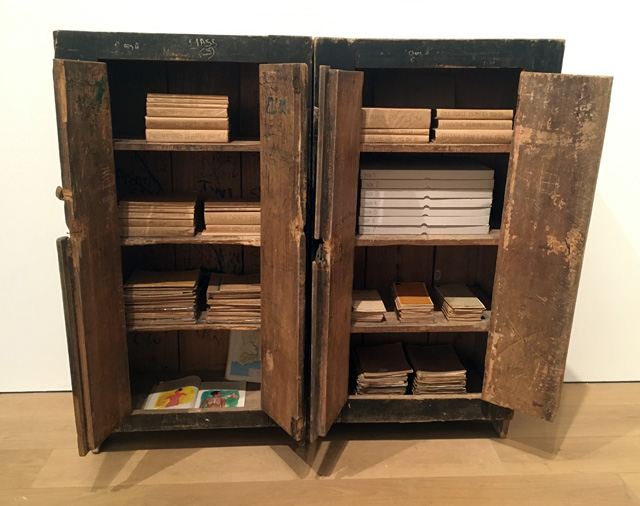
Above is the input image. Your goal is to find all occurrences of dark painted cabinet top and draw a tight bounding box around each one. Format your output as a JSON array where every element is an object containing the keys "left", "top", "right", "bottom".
[{"left": 53, "top": 31, "right": 313, "bottom": 64}]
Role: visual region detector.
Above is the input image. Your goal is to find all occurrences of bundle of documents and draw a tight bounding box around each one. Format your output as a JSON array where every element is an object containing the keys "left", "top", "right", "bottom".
[
  {"left": 145, "top": 93, "right": 229, "bottom": 143},
  {"left": 433, "top": 109, "right": 513, "bottom": 144},
  {"left": 392, "top": 282, "right": 434, "bottom": 322},
  {"left": 405, "top": 344, "right": 467, "bottom": 394},
  {"left": 358, "top": 159, "right": 494, "bottom": 235},
  {"left": 123, "top": 270, "right": 200, "bottom": 327},
  {"left": 351, "top": 290, "right": 386, "bottom": 323},
  {"left": 203, "top": 201, "right": 260, "bottom": 237},
  {"left": 119, "top": 198, "right": 196, "bottom": 237},
  {"left": 206, "top": 274, "right": 261, "bottom": 325},
  {"left": 354, "top": 343, "right": 412, "bottom": 395},
  {"left": 433, "top": 284, "right": 486, "bottom": 321},
  {"left": 361, "top": 107, "right": 431, "bottom": 144}
]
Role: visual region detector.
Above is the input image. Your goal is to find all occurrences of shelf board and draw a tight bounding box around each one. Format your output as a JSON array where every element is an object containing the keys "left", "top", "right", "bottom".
[
  {"left": 114, "top": 139, "right": 261, "bottom": 152},
  {"left": 355, "top": 229, "right": 500, "bottom": 247},
  {"left": 121, "top": 232, "right": 260, "bottom": 247},
  {"left": 352, "top": 310, "right": 490, "bottom": 333},
  {"left": 360, "top": 143, "right": 511, "bottom": 153},
  {"left": 128, "top": 313, "right": 260, "bottom": 332}
]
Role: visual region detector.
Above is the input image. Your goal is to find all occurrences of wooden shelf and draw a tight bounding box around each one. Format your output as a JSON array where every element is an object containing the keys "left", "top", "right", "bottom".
[
  {"left": 121, "top": 233, "right": 260, "bottom": 247},
  {"left": 352, "top": 310, "right": 491, "bottom": 334},
  {"left": 114, "top": 139, "right": 261, "bottom": 152},
  {"left": 128, "top": 313, "right": 260, "bottom": 332},
  {"left": 355, "top": 229, "right": 500, "bottom": 247},
  {"left": 360, "top": 143, "right": 511, "bottom": 153}
]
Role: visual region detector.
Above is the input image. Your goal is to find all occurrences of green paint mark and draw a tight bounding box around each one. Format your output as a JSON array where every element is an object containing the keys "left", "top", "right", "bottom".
[{"left": 93, "top": 77, "right": 107, "bottom": 106}]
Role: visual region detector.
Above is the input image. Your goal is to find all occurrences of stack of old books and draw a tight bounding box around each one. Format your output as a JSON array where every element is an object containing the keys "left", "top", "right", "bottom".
[
  {"left": 123, "top": 270, "right": 200, "bottom": 328},
  {"left": 361, "top": 107, "right": 431, "bottom": 144},
  {"left": 358, "top": 159, "right": 494, "bottom": 235},
  {"left": 354, "top": 343, "right": 412, "bottom": 395},
  {"left": 351, "top": 290, "right": 386, "bottom": 324},
  {"left": 405, "top": 344, "right": 467, "bottom": 395},
  {"left": 202, "top": 201, "right": 260, "bottom": 237},
  {"left": 392, "top": 282, "right": 434, "bottom": 322},
  {"left": 206, "top": 274, "right": 261, "bottom": 326},
  {"left": 145, "top": 93, "right": 229, "bottom": 143},
  {"left": 433, "top": 284, "right": 486, "bottom": 321},
  {"left": 432, "top": 109, "right": 513, "bottom": 144},
  {"left": 119, "top": 198, "right": 196, "bottom": 237}
]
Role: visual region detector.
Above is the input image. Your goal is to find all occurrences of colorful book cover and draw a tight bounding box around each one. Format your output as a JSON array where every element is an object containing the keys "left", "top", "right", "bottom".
[
  {"left": 226, "top": 330, "right": 261, "bottom": 383},
  {"left": 196, "top": 382, "right": 247, "bottom": 409}
]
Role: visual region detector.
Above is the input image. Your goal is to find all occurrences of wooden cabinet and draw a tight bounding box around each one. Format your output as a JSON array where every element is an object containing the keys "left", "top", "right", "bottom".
[{"left": 310, "top": 38, "right": 612, "bottom": 441}]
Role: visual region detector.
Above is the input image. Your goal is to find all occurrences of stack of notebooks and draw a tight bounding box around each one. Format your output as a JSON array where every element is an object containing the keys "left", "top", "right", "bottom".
[
  {"left": 203, "top": 201, "right": 260, "bottom": 237},
  {"left": 206, "top": 274, "right": 261, "bottom": 326},
  {"left": 354, "top": 343, "right": 412, "bottom": 395},
  {"left": 392, "top": 282, "right": 434, "bottom": 322},
  {"left": 145, "top": 93, "right": 229, "bottom": 143},
  {"left": 123, "top": 270, "right": 200, "bottom": 328},
  {"left": 358, "top": 159, "right": 494, "bottom": 235},
  {"left": 405, "top": 344, "right": 467, "bottom": 395},
  {"left": 361, "top": 108, "right": 431, "bottom": 144},
  {"left": 433, "top": 284, "right": 486, "bottom": 321},
  {"left": 119, "top": 198, "right": 196, "bottom": 237},
  {"left": 433, "top": 109, "right": 513, "bottom": 144},
  {"left": 351, "top": 290, "right": 386, "bottom": 323}
]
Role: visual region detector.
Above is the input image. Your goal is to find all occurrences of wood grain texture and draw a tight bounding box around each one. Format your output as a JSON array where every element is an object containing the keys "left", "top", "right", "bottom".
[
  {"left": 355, "top": 230, "right": 500, "bottom": 246},
  {"left": 311, "top": 68, "right": 364, "bottom": 440},
  {"left": 53, "top": 59, "right": 131, "bottom": 454},
  {"left": 483, "top": 72, "right": 613, "bottom": 420},
  {"left": 259, "top": 63, "right": 309, "bottom": 440},
  {"left": 114, "top": 140, "right": 261, "bottom": 152}
]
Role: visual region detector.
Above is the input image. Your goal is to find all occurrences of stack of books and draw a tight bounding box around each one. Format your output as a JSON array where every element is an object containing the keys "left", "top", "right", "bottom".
[
  {"left": 361, "top": 108, "right": 431, "bottom": 144},
  {"left": 351, "top": 290, "right": 386, "bottom": 323},
  {"left": 206, "top": 274, "right": 261, "bottom": 326},
  {"left": 432, "top": 109, "right": 513, "bottom": 144},
  {"left": 203, "top": 202, "right": 260, "bottom": 237},
  {"left": 433, "top": 284, "right": 486, "bottom": 321},
  {"left": 119, "top": 198, "right": 196, "bottom": 237},
  {"left": 405, "top": 344, "right": 467, "bottom": 395},
  {"left": 354, "top": 343, "right": 412, "bottom": 395},
  {"left": 358, "top": 159, "right": 494, "bottom": 235},
  {"left": 145, "top": 93, "right": 229, "bottom": 143},
  {"left": 392, "top": 282, "right": 434, "bottom": 322},
  {"left": 123, "top": 270, "right": 200, "bottom": 328}
]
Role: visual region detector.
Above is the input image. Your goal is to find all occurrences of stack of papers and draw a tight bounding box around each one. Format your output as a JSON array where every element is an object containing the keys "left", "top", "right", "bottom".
[
  {"left": 203, "top": 201, "right": 260, "bottom": 237},
  {"left": 393, "top": 282, "right": 434, "bottom": 322},
  {"left": 351, "top": 290, "right": 386, "bottom": 323},
  {"left": 206, "top": 274, "right": 261, "bottom": 326},
  {"left": 354, "top": 343, "right": 412, "bottom": 395},
  {"left": 119, "top": 198, "right": 196, "bottom": 237},
  {"left": 405, "top": 344, "right": 467, "bottom": 394},
  {"left": 433, "top": 284, "right": 486, "bottom": 321}
]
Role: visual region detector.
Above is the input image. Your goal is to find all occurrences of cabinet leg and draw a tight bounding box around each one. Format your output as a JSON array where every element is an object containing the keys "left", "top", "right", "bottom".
[
  {"left": 491, "top": 419, "right": 511, "bottom": 438},
  {"left": 90, "top": 444, "right": 101, "bottom": 454}
]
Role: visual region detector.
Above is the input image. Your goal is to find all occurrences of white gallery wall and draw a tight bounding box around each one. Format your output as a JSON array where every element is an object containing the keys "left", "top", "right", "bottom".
[{"left": 0, "top": 0, "right": 637, "bottom": 391}]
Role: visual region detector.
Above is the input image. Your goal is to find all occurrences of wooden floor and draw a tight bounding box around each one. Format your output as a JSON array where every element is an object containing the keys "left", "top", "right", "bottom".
[{"left": 1, "top": 383, "right": 640, "bottom": 505}]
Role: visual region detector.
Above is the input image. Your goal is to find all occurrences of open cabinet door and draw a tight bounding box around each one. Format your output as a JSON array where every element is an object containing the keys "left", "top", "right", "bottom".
[
  {"left": 259, "top": 64, "right": 309, "bottom": 440},
  {"left": 483, "top": 72, "right": 612, "bottom": 420},
  {"left": 53, "top": 59, "right": 131, "bottom": 454},
  {"left": 310, "top": 67, "right": 364, "bottom": 441}
]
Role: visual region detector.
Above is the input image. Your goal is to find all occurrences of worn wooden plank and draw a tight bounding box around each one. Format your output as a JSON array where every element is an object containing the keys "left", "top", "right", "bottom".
[
  {"left": 352, "top": 310, "right": 491, "bottom": 334},
  {"left": 178, "top": 330, "right": 230, "bottom": 371},
  {"left": 483, "top": 73, "right": 613, "bottom": 420},
  {"left": 121, "top": 234, "right": 260, "bottom": 247},
  {"left": 114, "top": 140, "right": 261, "bottom": 152},
  {"left": 360, "top": 143, "right": 511, "bottom": 153},
  {"left": 259, "top": 63, "right": 309, "bottom": 440},
  {"left": 355, "top": 230, "right": 500, "bottom": 247},
  {"left": 311, "top": 68, "right": 364, "bottom": 441},
  {"left": 127, "top": 331, "right": 180, "bottom": 373},
  {"left": 53, "top": 59, "right": 131, "bottom": 452}
]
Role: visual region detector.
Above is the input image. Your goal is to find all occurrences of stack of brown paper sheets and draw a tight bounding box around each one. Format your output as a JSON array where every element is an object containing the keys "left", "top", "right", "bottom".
[
  {"left": 206, "top": 274, "right": 261, "bottom": 325},
  {"left": 123, "top": 270, "right": 200, "bottom": 327},
  {"left": 354, "top": 343, "right": 412, "bottom": 395},
  {"left": 433, "top": 109, "right": 513, "bottom": 144},
  {"left": 393, "top": 282, "right": 434, "bottom": 322},
  {"left": 351, "top": 290, "right": 386, "bottom": 323},
  {"left": 433, "top": 284, "right": 486, "bottom": 321},
  {"left": 119, "top": 198, "right": 195, "bottom": 237},
  {"left": 145, "top": 93, "right": 229, "bottom": 143},
  {"left": 361, "top": 108, "right": 431, "bottom": 144},
  {"left": 203, "top": 202, "right": 260, "bottom": 237},
  {"left": 405, "top": 344, "right": 467, "bottom": 394}
]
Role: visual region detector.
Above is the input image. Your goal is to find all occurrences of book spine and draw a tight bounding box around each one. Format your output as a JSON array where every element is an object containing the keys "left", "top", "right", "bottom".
[
  {"left": 362, "top": 108, "right": 431, "bottom": 129},
  {"left": 121, "top": 219, "right": 194, "bottom": 227},
  {"left": 203, "top": 224, "right": 261, "bottom": 233},
  {"left": 360, "top": 197, "right": 493, "bottom": 208},
  {"left": 148, "top": 93, "right": 229, "bottom": 101},
  {"left": 360, "top": 188, "right": 494, "bottom": 199},
  {"left": 146, "top": 107, "right": 228, "bottom": 118},
  {"left": 147, "top": 98, "right": 228, "bottom": 106},
  {"left": 362, "top": 128, "right": 430, "bottom": 135},
  {"left": 204, "top": 212, "right": 261, "bottom": 225},
  {"left": 361, "top": 134, "right": 430, "bottom": 143},
  {"left": 358, "top": 216, "right": 489, "bottom": 226},
  {"left": 433, "top": 129, "right": 513, "bottom": 144},
  {"left": 145, "top": 117, "right": 229, "bottom": 129},
  {"left": 435, "top": 109, "right": 514, "bottom": 120},
  {"left": 145, "top": 129, "right": 229, "bottom": 143},
  {"left": 359, "top": 225, "right": 490, "bottom": 235},
  {"left": 120, "top": 227, "right": 195, "bottom": 237},
  {"left": 360, "top": 179, "right": 494, "bottom": 190},
  {"left": 147, "top": 102, "right": 228, "bottom": 109},
  {"left": 436, "top": 119, "right": 513, "bottom": 129},
  {"left": 360, "top": 207, "right": 491, "bottom": 217}
]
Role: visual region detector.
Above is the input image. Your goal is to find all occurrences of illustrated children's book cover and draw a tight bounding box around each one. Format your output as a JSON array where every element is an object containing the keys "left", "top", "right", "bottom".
[
  {"left": 226, "top": 330, "right": 261, "bottom": 383},
  {"left": 195, "top": 382, "right": 246, "bottom": 409},
  {"left": 142, "top": 376, "right": 246, "bottom": 409}
]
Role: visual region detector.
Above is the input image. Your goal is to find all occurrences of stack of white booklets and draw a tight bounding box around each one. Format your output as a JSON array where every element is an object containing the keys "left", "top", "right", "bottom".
[{"left": 359, "top": 159, "right": 494, "bottom": 235}]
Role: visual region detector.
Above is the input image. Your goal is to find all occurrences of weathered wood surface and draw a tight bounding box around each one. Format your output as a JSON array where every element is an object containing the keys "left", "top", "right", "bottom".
[
  {"left": 121, "top": 233, "right": 261, "bottom": 247},
  {"left": 311, "top": 67, "right": 364, "bottom": 441},
  {"left": 351, "top": 310, "right": 491, "bottom": 334},
  {"left": 484, "top": 72, "right": 613, "bottom": 420},
  {"left": 259, "top": 63, "right": 309, "bottom": 441},
  {"left": 360, "top": 143, "right": 511, "bottom": 153},
  {"left": 114, "top": 140, "right": 261, "bottom": 152},
  {"left": 355, "top": 230, "right": 500, "bottom": 247},
  {"left": 118, "top": 409, "right": 275, "bottom": 432},
  {"left": 53, "top": 59, "right": 131, "bottom": 454}
]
